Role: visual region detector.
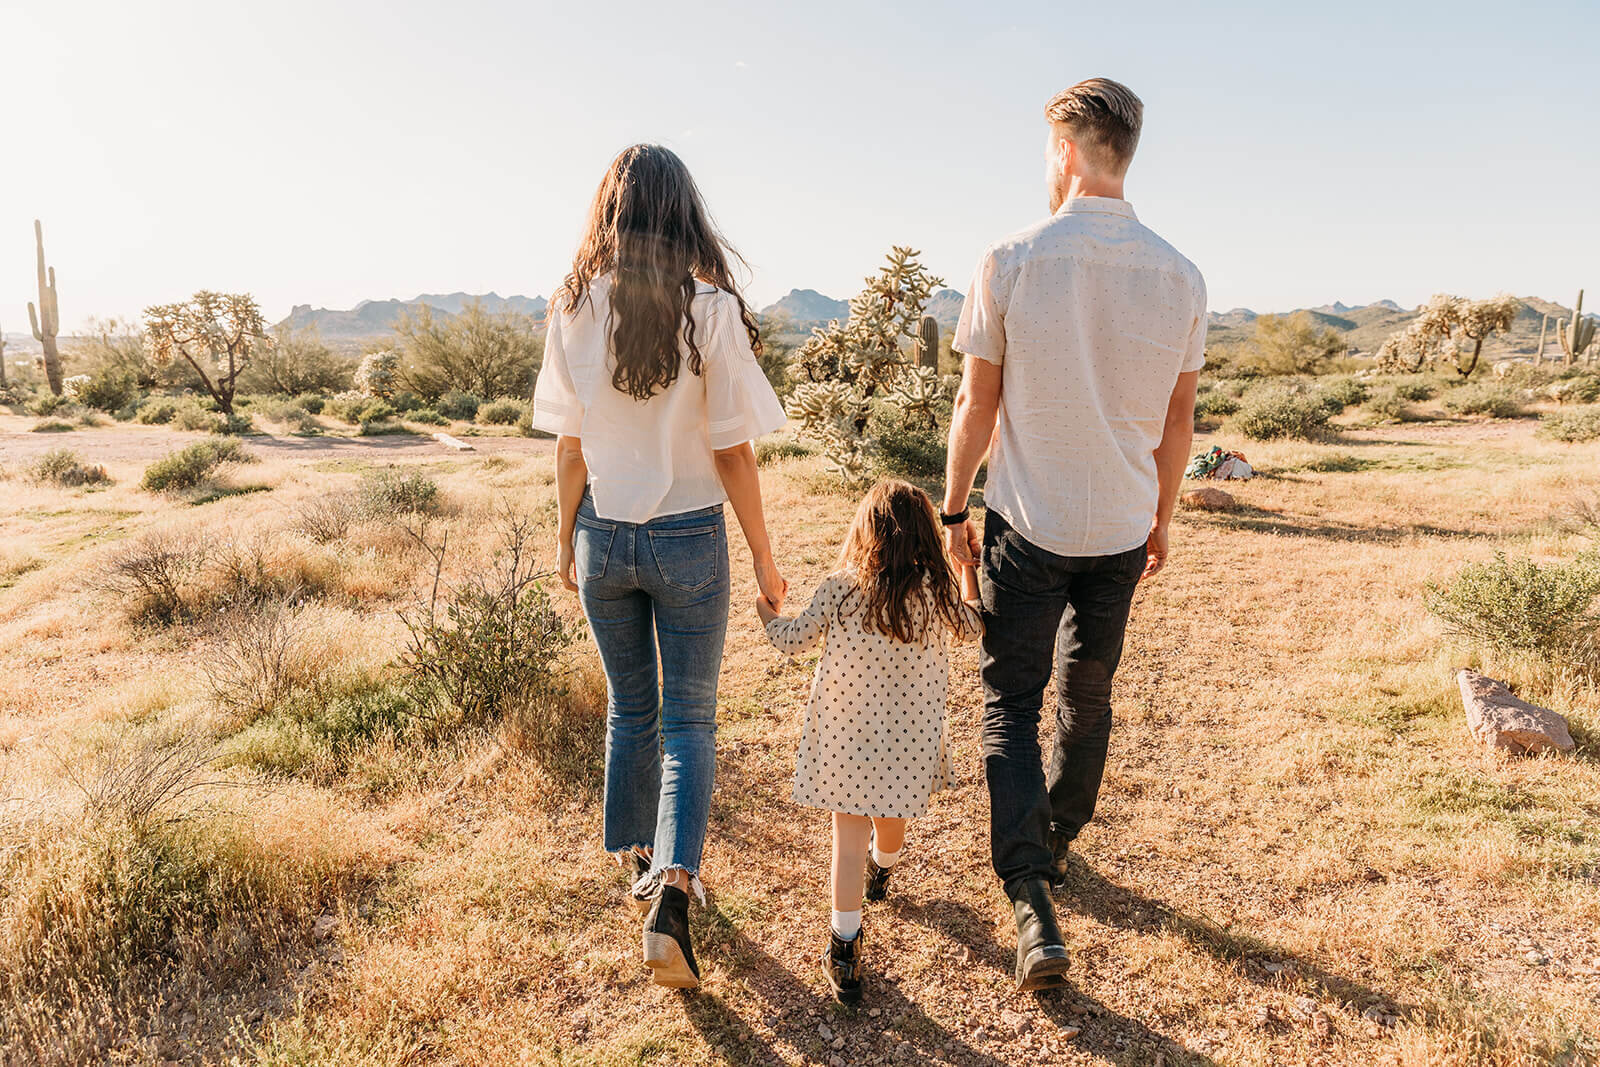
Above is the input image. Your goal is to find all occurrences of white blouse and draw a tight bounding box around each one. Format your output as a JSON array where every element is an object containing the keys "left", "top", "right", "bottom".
[{"left": 531, "top": 273, "right": 786, "bottom": 523}]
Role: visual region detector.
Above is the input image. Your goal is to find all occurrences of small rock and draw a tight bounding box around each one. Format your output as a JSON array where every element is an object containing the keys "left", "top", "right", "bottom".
[
  {"left": 831, "top": 1036, "right": 844, "bottom": 1050},
  {"left": 973, "top": 1027, "right": 988, "bottom": 1042},
  {"left": 830, "top": 1057, "right": 844, "bottom": 1067},
  {"left": 1525, "top": 950, "right": 1549, "bottom": 966},
  {"left": 1457, "top": 670, "right": 1575, "bottom": 755},
  {"left": 818, "top": 1023, "right": 833, "bottom": 1042},
  {"left": 868, "top": 1008, "right": 881, "bottom": 1018},
  {"left": 312, "top": 913, "right": 338, "bottom": 941},
  {"left": 1181, "top": 487, "right": 1236, "bottom": 511},
  {"left": 1061, "top": 1025, "right": 1082, "bottom": 1040}
]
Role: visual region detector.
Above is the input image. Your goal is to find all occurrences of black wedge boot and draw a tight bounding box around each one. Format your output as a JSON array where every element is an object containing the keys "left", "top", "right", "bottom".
[
  {"left": 864, "top": 856, "right": 895, "bottom": 903},
  {"left": 1012, "top": 878, "right": 1071, "bottom": 991},
  {"left": 642, "top": 885, "right": 700, "bottom": 990},
  {"left": 822, "top": 928, "right": 863, "bottom": 1005}
]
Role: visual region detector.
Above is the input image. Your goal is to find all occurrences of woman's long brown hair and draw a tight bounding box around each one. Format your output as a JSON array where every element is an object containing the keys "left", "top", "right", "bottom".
[
  {"left": 556, "top": 144, "right": 762, "bottom": 402},
  {"left": 836, "top": 479, "right": 968, "bottom": 645}
]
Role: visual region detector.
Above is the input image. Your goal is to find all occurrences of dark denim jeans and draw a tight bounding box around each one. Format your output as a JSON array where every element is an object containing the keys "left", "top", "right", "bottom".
[
  {"left": 574, "top": 492, "right": 729, "bottom": 880},
  {"left": 979, "top": 509, "right": 1144, "bottom": 899}
]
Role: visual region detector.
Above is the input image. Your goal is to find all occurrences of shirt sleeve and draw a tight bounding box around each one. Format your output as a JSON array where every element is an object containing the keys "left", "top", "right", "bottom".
[
  {"left": 952, "top": 245, "right": 1007, "bottom": 366},
  {"left": 764, "top": 575, "right": 841, "bottom": 656},
  {"left": 531, "top": 310, "right": 584, "bottom": 436},
  {"left": 704, "top": 293, "right": 787, "bottom": 451},
  {"left": 1181, "top": 272, "right": 1208, "bottom": 373}
]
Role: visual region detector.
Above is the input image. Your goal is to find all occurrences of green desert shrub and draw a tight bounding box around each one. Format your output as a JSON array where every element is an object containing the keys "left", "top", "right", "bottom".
[
  {"left": 434, "top": 391, "right": 482, "bottom": 421},
  {"left": 141, "top": 439, "right": 252, "bottom": 493},
  {"left": 1443, "top": 383, "right": 1524, "bottom": 418},
  {"left": 756, "top": 435, "right": 814, "bottom": 465},
  {"left": 74, "top": 368, "right": 140, "bottom": 413},
  {"left": 1390, "top": 379, "right": 1436, "bottom": 402},
  {"left": 29, "top": 448, "right": 111, "bottom": 488},
  {"left": 225, "top": 678, "right": 420, "bottom": 782},
  {"left": 27, "top": 393, "right": 70, "bottom": 416},
  {"left": 868, "top": 399, "right": 949, "bottom": 480},
  {"left": 293, "top": 393, "right": 327, "bottom": 415},
  {"left": 397, "top": 511, "right": 574, "bottom": 731},
  {"left": 357, "top": 416, "right": 412, "bottom": 437},
  {"left": 1232, "top": 386, "right": 1332, "bottom": 441},
  {"left": 357, "top": 467, "right": 439, "bottom": 516},
  {"left": 322, "top": 393, "right": 394, "bottom": 425},
  {"left": 1538, "top": 408, "right": 1600, "bottom": 443},
  {"left": 31, "top": 419, "right": 75, "bottom": 433},
  {"left": 135, "top": 397, "right": 180, "bottom": 424},
  {"left": 1427, "top": 551, "right": 1600, "bottom": 670},
  {"left": 172, "top": 403, "right": 223, "bottom": 433},
  {"left": 477, "top": 398, "right": 527, "bottom": 425},
  {"left": 1193, "top": 389, "right": 1240, "bottom": 422},
  {"left": 1317, "top": 377, "right": 1369, "bottom": 410},
  {"left": 389, "top": 391, "right": 425, "bottom": 414},
  {"left": 251, "top": 398, "right": 318, "bottom": 434},
  {"left": 407, "top": 408, "right": 448, "bottom": 426},
  {"left": 1550, "top": 374, "right": 1600, "bottom": 405},
  {"left": 1364, "top": 387, "right": 1420, "bottom": 423}
]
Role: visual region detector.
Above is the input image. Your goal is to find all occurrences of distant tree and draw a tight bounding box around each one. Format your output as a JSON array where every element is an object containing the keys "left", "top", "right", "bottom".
[
  {"left": 393, "top": 302, "right": 543, "bottom": 400},
  {"left": 756, "top": 310, "right": 798, "bottom": 395},
  {"left": 240, "top": 325, "right": 352, "bottom": 395},
  {"left": 1379, "top": 294, "right": 1520, "bottom": 378},
  {"left": 143, "top": 291, "right": 271, "bottom": 416},
  {"left": 1239, "top": 312, "right": 1345, "bottom": 376},
  {"left": 68, "top": 316, "right": 155, "bottom": 386}
]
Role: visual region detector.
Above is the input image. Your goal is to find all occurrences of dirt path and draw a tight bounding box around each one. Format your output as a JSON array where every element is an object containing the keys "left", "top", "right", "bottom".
[{"left": 0, "top": 417, "right": 555, "bottom": 466}]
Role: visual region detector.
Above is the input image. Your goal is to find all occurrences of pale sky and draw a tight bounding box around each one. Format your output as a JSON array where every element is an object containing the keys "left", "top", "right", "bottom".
[{"left": 4, "top": 0, "right": 1597, "bottom": 333}]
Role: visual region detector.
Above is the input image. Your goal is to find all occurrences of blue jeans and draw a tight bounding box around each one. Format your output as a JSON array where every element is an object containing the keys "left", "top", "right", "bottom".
[{"left": 574, "top": 492, "right": 729, "bottom": 880}]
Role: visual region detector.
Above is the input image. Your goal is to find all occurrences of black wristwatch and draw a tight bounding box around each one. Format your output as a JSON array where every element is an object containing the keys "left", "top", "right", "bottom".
[{"left": 939, "top": 507, "right": 970, "bottom": 526}]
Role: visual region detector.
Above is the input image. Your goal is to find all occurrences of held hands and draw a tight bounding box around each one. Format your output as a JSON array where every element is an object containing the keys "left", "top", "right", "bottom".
[
  {"left": 754, "top": 556, "right": 787, "bottom": 615},
  {"left": 1142, "top": 520, "right": 1169, "bottom": 580},
  {"left": 944, "top": 519, "right": 981, "bottom": 568}
]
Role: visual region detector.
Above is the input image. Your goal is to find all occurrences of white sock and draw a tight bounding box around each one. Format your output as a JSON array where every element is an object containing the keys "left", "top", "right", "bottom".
[
  {"left": 871, "top": 845, "right": 902, "bottom": 869},
  {"left": 831, "top": 909, "right": 861, "bottom": 940}
]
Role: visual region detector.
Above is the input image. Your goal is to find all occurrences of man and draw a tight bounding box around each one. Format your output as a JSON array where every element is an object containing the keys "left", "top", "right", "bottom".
[{"left": 941, "top": 77, "right": 1205, "bottom": 990}]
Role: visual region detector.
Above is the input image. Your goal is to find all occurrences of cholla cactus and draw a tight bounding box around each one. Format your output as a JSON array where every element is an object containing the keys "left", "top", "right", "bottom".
[
  {"left": 785, "top": 247, "right": 947, "bottom": 482},
  {"left": 1378, "top": 293, "right": 1520, "bottom": 377},
  {"left": 62, "top": 374, "right": 92, "bottom": 399},
  {"left": 144, "top": 291, "right": 270, "bottom": 416},
  {"left": 355, "top": 348, "right": 400, "bottom": 399}
]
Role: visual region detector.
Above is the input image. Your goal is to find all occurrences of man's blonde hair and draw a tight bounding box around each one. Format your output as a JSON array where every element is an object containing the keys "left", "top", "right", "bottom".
[{"left": 1044, "top": 78, "right": 1143, "bottom": 175}]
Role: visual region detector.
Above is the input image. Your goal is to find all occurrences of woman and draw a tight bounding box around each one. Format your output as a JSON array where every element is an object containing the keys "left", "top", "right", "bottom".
[{"left": 532, "top": 144, "right": 787, "bottom": 990}]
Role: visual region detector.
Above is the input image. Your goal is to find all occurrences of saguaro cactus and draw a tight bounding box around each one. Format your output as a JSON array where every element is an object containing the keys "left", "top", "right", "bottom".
[
  {"left": 914, "top": 314, "right": 940, "bottom": 371},
  {"left": 27, "top": 220, "right": 64, "bottom": 396},
  {"left": 1558, "top": 290, "right": 1596, "bottom": 367},
  {"left": 1535, "top": 314, "right": 1550, "bottom": 365}
]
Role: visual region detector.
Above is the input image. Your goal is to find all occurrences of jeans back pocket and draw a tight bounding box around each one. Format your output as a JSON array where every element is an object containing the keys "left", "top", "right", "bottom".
[
  {"left": 575, "top": 516, "right": 616, "bottom": 583},
  {"left": 647, "top": 525, "right": 720, "bottom": 592}
]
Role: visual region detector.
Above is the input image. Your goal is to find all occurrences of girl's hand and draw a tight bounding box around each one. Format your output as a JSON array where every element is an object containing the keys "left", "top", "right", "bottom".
[
  {"left": 755, "top": 594, "right": 780, "bottom": 624},
  {"left": 557, "top": 537, "right": 579, "bottom": 593},
  {"left": 754, "top": 557, "right": 787, "bottom": 613}
]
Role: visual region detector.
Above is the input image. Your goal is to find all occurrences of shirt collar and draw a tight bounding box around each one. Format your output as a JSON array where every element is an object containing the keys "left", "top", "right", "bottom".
[{"left": 1055, "top": 196, "right": 1137, "bottom": 220}]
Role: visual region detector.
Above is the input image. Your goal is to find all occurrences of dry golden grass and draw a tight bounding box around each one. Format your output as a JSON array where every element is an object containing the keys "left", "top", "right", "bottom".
[{"left": 1, "top": 415, "right": 1597, "bottom": 1066}]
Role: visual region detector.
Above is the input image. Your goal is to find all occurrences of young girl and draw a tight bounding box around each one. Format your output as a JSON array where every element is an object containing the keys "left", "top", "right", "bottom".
[{"left": 757, "top": 479, "right": 981, "bottom": 1004}]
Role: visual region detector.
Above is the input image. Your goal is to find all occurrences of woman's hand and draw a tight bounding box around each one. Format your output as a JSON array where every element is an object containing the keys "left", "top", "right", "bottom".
[
  {"left": 557, "top": 536, "right": 579, "bottom": 593},
  {"left": 755, "top": 593, "right": 780, "bottom": 624},
  {"left": 754, "top": 556, "right": 787, "bottom": 613}
]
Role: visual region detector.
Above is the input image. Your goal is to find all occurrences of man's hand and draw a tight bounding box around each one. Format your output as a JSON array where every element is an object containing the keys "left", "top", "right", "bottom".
[
  {"left": 1142, "top": 521, "right": 1169, "bottom": 580},
  {"left": 557, "top": 536, "right": 579, "bottom": 593},
  {"left": 944, "top": 519, "right": 980, "bottom": 568}
]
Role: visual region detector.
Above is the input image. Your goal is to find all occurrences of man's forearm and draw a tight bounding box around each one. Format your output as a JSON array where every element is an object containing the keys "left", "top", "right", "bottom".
[
  {"left": 943, "top": 390, "right": 998, "bottom": 514},
  {"left": 1152, "top": 419, "right": 1192, "bottom": 527}
]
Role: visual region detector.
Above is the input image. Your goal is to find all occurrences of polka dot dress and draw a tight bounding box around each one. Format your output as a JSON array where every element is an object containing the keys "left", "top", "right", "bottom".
[{"left": 765, "top": 573, "right": 983, "bottom": 819}]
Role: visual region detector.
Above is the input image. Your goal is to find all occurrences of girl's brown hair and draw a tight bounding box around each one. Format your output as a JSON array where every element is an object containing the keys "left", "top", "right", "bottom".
[
  {"left": 836, "top": 479, "right": 968, "bottom": 645},
  {"left": 556, "top": 144, "right": 762, "bottom": 402}
]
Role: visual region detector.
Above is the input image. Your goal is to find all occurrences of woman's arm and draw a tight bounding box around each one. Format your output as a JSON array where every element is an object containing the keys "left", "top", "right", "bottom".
[
  {"left": 713, "top": 441, "right": 786, "bottom": 611},
  {"left": 555, "top": 435, "right": 588, "bottom": 592}
]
